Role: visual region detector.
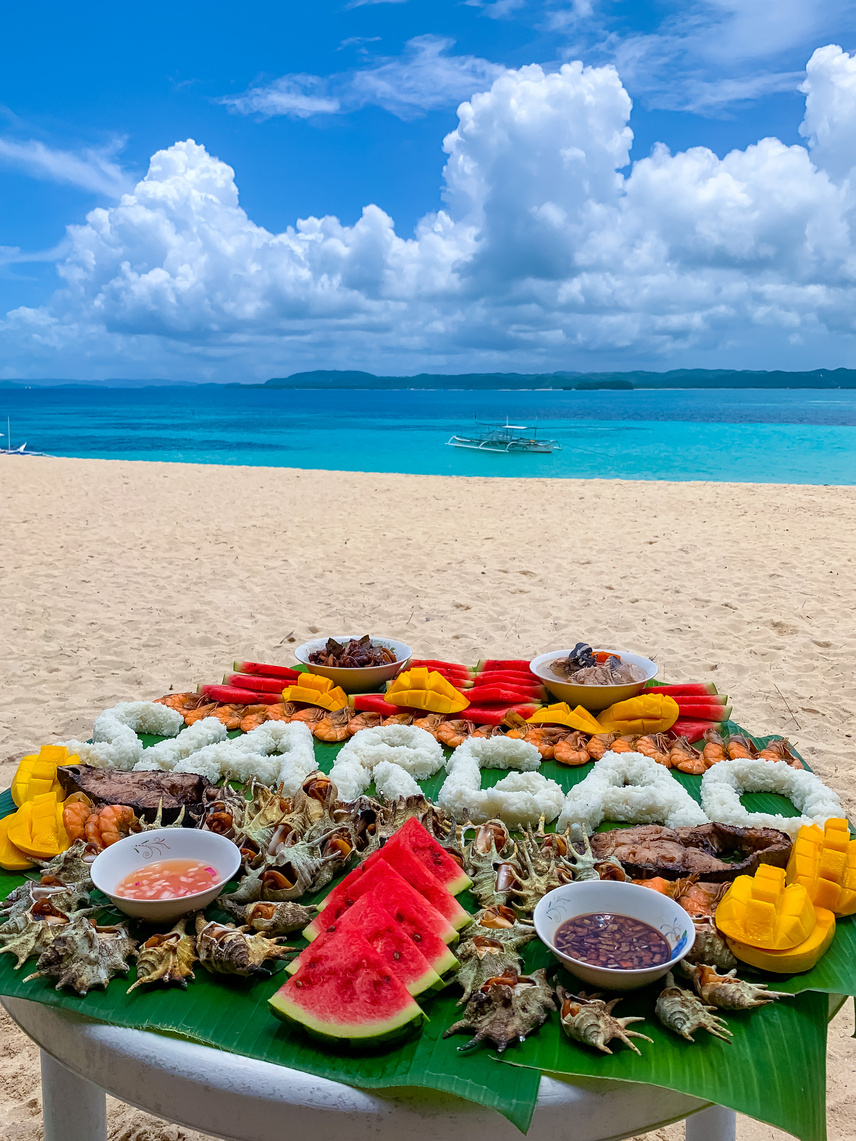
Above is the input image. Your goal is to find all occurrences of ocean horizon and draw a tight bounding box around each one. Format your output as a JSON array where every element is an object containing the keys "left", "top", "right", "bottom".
[{"left": 3, "top": 386, "right": 855, "bottom": 484}]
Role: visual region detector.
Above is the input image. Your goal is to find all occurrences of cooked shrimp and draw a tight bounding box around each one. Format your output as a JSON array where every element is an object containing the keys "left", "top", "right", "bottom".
[
  {"left": 702, "top": 728, "right": 727, "bottom": 767},
  {"left": 726, "top": 733, "right": 756, "bottom": 760},
  {"left": 62, "top": 793, "right": 94, "bottom": 842},
  {"left": 313, "top": 708, "right": 352, "bottom": 743},
  {"left": 347, "top": 711, "right": 383, "bottom": 736},
  {"left": 633, "top": 876, "right": 680, "bottom": 898},
  {"left": 240, "top": 703, "right": 289, "bottom": 733},
  {"left": 437, "top": 718, "right": 476, "bottom": 748},
  {"left": 675, "top": 880, "right": 728, "bottom": 919},
  {"left": 609, "top": 735, "right": 636, "bottom": 753},
  {"left": 668, "top": 736, "right": 706, "bottom": 775},
  {"left": 85, "top": 804, "right": 138, "bottom": 849},
  {"left": 521, "top": 727, "right": 561, "bottom": 759},
  {"left": 413, "top": 713, "right": 446, "bottom": 739},
  {"left": 554, "top": 731, "right": 591, "bottom": 766},
  {"left": 382, "top": 713, "right": 414, "bottom": 726},
  {"left": 183, "top": 702, "right": 220, "bottom": 725},
  {"left": 636, "top": 733, "right": 671, "bottom": 767},
  {"left": 290, "top": 706, "right": 327, "bottom": 727},
  {"left": 586, "top": 733, "right": 618, "bottom": 760},
  {"left": 757, "top": 737, "right": 803, "bottom": 767}
]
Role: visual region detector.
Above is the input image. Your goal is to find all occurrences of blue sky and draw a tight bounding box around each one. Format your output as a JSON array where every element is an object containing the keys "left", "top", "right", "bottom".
[{"left": 1, "top": 0, "right": 855, "bottom": 381}]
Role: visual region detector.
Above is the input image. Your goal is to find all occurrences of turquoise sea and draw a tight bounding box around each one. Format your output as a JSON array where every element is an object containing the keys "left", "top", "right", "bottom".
[{"left": 2, "top": 387, "right": 855, "bottom": 483}]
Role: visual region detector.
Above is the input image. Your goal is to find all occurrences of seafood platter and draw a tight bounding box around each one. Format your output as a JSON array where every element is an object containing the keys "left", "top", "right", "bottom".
[{"left": 0, "top": 635, "right": 853, "bottom": 1137}]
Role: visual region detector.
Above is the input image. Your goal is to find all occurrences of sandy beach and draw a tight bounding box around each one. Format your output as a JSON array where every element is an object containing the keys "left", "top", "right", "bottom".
[{"left": 0, "top": 456, "right": 854, "bottom": 1141}]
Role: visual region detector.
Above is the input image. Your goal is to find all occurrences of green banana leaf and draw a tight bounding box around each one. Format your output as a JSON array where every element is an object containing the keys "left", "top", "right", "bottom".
[{"left": 0, "top": 720, "right": 853, "bottom": 1138}]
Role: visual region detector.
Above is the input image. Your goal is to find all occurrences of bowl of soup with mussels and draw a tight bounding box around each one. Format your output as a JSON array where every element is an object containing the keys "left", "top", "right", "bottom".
[
  {"left": 91, "top": 828, "right": 240, "bottom": 922},
  {"left": 533, "top": 879, "right": 694, "bottom": 990}
]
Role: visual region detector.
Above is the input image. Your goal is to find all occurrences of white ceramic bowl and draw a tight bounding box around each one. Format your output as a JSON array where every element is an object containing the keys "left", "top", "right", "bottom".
[
  {"left": 529, "top": 648, "right": 658, "bottom": 712},
  {"left": 533, "top": 879, "right": 694, "bottom": 991},
  {"left": 294, "top": 636, "right": 412, "bottom": 694},
  {"left": 91, "top": 828, "right": 241, "bottom": 923}
]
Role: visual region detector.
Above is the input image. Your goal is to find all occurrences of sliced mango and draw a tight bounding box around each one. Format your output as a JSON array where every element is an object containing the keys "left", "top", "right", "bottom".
[
  {"left": 282, "top": 673, "right": 349, "bottom": 711},
  {"left": 715, "top": 865, "right": 817, "bottom": 950},
  {"left": 725, "top": 906, "right": 836, "bottom": 974},
  {"left": 385, "top": 668, "right": 469, "bottom": 714},
  {"left": 6, "top": 792, "right": 70, "bottom": 861},
  {"left": 11, "top": 744, "right": 75, "bottom": 807},
  {"left": 597, "top": 693, "right": 680, "bottom": 735},
  {"left": 527, "top": 703, "right": 604, "bottom": 733},
  {"left": 0, "top": 816, "right": 36, "bottom": 871},
  {"left": 787, "top": 818, "right": 856, "bottom": 917}
]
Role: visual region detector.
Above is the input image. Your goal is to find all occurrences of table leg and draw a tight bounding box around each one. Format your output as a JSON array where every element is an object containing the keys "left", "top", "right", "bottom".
[
  {"left": 685, "top": 1105, "right": 737, "bottom": 1141},
  {"left": 41, "top": 1048, "right": 107, "bottom": 1141}
]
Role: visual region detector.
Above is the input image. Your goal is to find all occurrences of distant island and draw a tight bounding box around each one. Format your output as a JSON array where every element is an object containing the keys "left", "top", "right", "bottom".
[
  {"left": 2, "top": 368, "right": 855, "bottom": 389},
  {"left": 261, "top": 368, "right": 856, "bottom": 390}
]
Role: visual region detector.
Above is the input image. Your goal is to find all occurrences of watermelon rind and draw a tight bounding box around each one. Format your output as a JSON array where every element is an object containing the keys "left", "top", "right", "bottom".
[
  {"left": 382, "top": 817, "right": 472, "bottom": 895},
  {"left": 269, "top": 934, "right": 424, "bottom": 1043}
]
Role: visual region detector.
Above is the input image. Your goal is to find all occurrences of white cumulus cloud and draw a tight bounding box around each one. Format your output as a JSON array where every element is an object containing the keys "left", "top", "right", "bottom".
[{"left": 5, "top": 44, "right": 856, "bottom": 377}]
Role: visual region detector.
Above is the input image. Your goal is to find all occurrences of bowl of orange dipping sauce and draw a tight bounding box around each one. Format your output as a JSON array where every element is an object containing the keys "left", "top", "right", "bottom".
[{"left": 91, "top": 828, "right": 241, "bottom": 922}]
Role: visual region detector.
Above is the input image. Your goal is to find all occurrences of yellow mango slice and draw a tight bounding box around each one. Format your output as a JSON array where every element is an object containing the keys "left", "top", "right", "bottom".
[
  {"left": 11, "top": 745, "right": 74, "bottom": 807},
  {"left": 385, "top": 668, "right": 469, "bottom": 714},
  {"left": 787, "top": 818, "right": 856, "bottom": 917},
  {"left": 715, "top": 866, "right": 817, "bottom": 950},
  {"left": 726, "top": 907, "right": 836, "bottom": 974},
  {"left": 0, "top": 817, "right": 36, "bottom": 871},
  {"left": 527, "top": 703, "right": 604, "bottom": 733},
  {"left": 6, "top": 792, "right": 71, "bottom": 860},
  {"left": 597, "top": 693, "right": 680, "bottom": 735},
  {"left": 282, "top": 674, "right": 349, "bottom": 711}
]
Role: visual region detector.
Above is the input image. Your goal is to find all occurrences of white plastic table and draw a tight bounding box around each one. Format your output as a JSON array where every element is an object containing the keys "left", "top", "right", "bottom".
[{"left": 2, "top": 996, "right": 736, "bottom": 1141}]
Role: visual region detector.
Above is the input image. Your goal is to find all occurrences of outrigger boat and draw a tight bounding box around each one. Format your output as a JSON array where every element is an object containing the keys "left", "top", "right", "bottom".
[
  {"left": 0, "top": 418, "right": 49, "bottom": 456},
  {"left": 446, "top": 420, "right": 561, "bottom": 454}
]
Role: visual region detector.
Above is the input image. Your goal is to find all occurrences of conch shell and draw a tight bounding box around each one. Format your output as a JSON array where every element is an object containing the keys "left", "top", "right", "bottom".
[
  {"left": 443, "top": 968, "right": 556, "bottom": 1053},
  {"left": 127, "top": 917, "right": 198, "bottom": 992},
  {"left": 25, "top": 912, "right": 136, "bottom": 995},
  {"left": 221, "top": 899, "right": 315, "bottom": 935},
  {"left": 195, "top": 915, "right": 294, "bottom": 976}
]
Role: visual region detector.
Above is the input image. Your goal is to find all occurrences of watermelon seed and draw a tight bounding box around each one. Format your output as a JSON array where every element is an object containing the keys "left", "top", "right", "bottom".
[{"left": 393, "top": 951, "right": 401, "bottom": 960}]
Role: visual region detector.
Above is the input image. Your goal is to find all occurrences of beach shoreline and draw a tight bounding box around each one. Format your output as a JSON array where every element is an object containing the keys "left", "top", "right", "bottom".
[{"left": 0, "top": 456, "right": 854, "bottom": 1141}]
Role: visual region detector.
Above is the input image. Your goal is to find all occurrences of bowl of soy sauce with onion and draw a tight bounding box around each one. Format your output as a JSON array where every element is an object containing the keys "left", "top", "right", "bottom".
[{"left": 533, "top": 880, "right": 695, "bottom": 991}]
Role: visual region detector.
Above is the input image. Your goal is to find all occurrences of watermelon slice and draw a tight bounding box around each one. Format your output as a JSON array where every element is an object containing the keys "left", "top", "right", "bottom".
[
  {"left": 363, "top": 846, "right": 470, "bottom": 931},
  {"left": 287, "top": 892, "right": 444, "bottom": 995},
  {"left": 197, "top": 683, "right": 281, "bottom": 704},
  {"left": 477, "top": 659, "right": 532, "bottom": 672},
  {"left": 306, "top": 862, "right": 458, "bottom": 944},
  {"left": 269, "top": 932, "right": 423, "bottom": 1042},
  {"left": 673, "top": 700, "right": 732, "bottom": 720},
  {"left": 235, "top": 660, "right": 301, "bottom": 681},
  {"left": 352, "top": 694, "right": 407, "bottom": 716},
  {"left": 645, "top": 683, "right": 719, "bottom": 697},
  {"left": 381, "top": 817, "right": 471, "bottom": 895},
  {"left": 226, "top": 673, "right": 286, "bottom": 694},
  {"left": 462, "top": 704, "right": 537, "bottom": 725},
  {"left": 670, "top": 717, "right": 726, "bottom": 743},
  {"left": 466, "top": 684, "right": 546, "bottom": 703}
]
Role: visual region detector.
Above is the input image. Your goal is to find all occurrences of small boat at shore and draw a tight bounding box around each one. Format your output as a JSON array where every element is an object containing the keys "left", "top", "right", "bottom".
[
  {"left": 446, "top": 420, "right": 561, "bottom": 454},
  {"left": 0, "top": 418, "right": 49, "bottom": 456}
]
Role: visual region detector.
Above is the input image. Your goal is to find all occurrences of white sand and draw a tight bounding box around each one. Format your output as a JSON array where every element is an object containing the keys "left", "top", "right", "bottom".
[{"left": 0, "top": 457, "right": 853, "bottom": 1141}]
